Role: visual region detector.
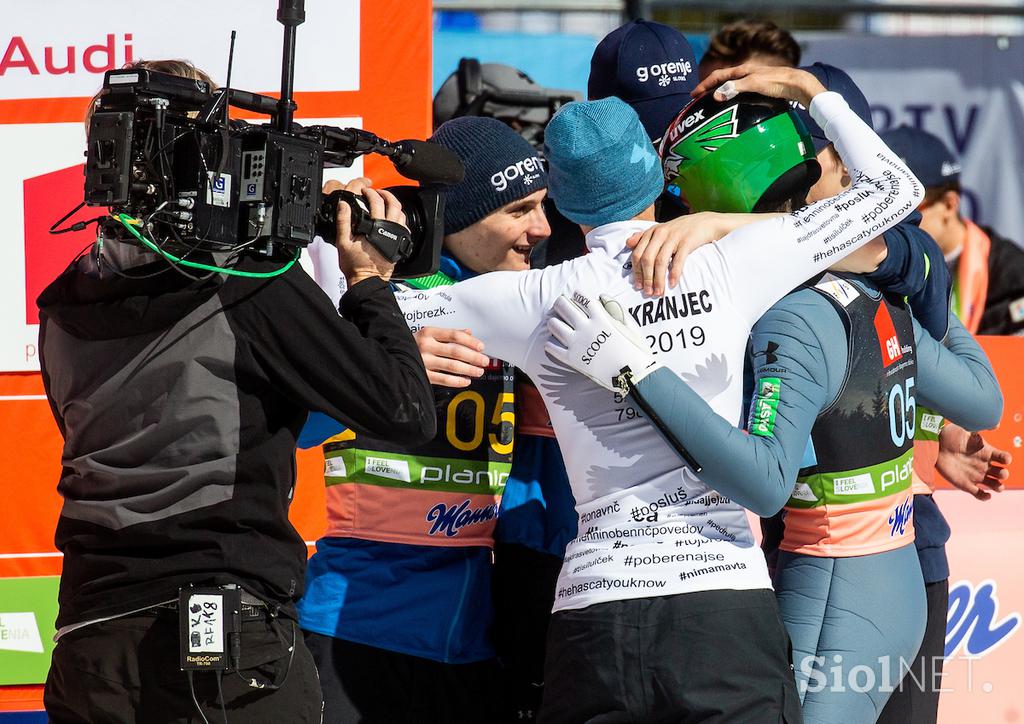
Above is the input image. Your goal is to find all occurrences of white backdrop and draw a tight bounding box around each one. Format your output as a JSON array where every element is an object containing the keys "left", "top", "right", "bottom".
[{"left": 0, "top": 1, "right": 362, "bottom": 372}]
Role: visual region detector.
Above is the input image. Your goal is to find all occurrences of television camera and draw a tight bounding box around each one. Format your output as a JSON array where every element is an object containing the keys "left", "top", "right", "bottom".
[{"left": 76, "top": 0, "right": 463, "bottom": 279}]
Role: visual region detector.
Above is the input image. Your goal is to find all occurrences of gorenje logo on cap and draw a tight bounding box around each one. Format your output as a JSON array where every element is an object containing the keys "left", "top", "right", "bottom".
[
  {"left": 635, "top": 59, "right": 693, "bottom": 87},
  {"left": 491, "top": 156, "right": 543, "bottom": 192}
]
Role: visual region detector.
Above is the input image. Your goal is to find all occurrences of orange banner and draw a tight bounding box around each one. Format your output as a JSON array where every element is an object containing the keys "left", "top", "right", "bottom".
[
  {"left": 0, "top": 0, "right": 429, "bottom": 709},
  {"left": 933, "top": 336, "right": 1023, "bottom": 491}
]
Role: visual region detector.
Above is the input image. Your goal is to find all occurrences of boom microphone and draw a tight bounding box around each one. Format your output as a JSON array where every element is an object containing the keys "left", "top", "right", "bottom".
[{"left": 392, "top": 140, "right": 465, "bottom": 185}]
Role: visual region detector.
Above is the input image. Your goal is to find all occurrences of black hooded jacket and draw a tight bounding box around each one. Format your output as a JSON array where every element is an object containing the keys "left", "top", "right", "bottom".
[{"left": 37, "top": 245, "right": 435, "bottom": 628}]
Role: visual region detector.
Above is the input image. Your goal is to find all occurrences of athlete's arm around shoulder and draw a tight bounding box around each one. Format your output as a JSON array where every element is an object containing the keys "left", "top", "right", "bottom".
[
  {"left": 393, "top": 258, "right": 588, "bottom": 368},
  {"left": 914, "top": 312, "right": 1003, "bottom": 432},
  {"left": 693, "top": 66, "right": 925, "bottom": 324}
]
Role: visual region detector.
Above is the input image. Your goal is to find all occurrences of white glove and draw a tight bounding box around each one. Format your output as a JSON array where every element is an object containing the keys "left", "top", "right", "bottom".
[{"left": 545, "top": 290, "right": 662, "bottom": 393}]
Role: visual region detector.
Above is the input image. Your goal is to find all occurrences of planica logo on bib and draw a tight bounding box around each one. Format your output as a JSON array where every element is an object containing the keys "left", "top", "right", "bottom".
[{"left": 420, "top": 464, "right": 509, "bottom": 488}]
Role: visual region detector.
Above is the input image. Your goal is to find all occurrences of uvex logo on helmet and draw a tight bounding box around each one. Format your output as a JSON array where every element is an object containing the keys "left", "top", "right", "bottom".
[
  {"left": 663, "top": 105, "right": 741, "bottom": 176},
  {"left": 635, "top": 59, "right": 693, "bottom": 84},
  {"left": 491, "top": 156, "right": 543, "bottom": 192},
  {"left": 668, "top": 108, "right": 705, "bottom": 138}
]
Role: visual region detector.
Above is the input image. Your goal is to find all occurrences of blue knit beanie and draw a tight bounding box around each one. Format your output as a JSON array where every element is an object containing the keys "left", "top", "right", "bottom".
[
  {"left": 544, "top": 97, "right": 663, "bottom": 227},
  {"left": 429, "top": 117, "right": 548, "bottom": 234}
]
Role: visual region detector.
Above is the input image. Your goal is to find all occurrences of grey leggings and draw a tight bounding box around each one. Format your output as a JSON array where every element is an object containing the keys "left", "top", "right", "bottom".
[{"left": 774, "top": 544, "right": 926, "bottom": 724}]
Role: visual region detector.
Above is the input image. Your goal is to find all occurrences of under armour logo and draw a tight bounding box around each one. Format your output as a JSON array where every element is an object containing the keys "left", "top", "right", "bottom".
[
  {"left": 630, "top": 143, "right": 657, "bottom": 173},
  {"left": 754, "top": 341, "right": 779, "bottom": 365}
]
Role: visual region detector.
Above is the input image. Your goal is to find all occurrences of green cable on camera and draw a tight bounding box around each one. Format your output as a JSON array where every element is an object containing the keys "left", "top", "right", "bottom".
[{"left": 115, "top": 213, "right": 299, "bottom": 279}]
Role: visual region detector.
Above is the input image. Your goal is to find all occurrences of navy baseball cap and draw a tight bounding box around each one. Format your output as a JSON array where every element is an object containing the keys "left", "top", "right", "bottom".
[
  {"left": 792, "top": 62, "right": 873, "bottom": 151},
  {"left": 880, "top": 125, "right": 961, "bottom": 189},
  {"left": 588, "top": 20, "right": 698, "bottom": 143}
]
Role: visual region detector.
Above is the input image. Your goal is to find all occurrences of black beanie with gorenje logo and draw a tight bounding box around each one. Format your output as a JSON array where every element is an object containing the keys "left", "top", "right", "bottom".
[{"left": 430, "top": 116, "right": 549, "bottom": 234}]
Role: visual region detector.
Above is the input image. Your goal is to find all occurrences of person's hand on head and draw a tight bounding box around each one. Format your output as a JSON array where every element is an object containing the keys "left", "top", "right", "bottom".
[
  {"left": 326, "top": 177, "right": 408, "bottom": 287},
  {"left": 936, "top": 422, "right": 1012, "bottom": 501},
  {"left": 415, "top": 327, "right": 490, "bottom": 389},
  {"left": 692, "top": 64, "right": 827, "bottom": 108}
]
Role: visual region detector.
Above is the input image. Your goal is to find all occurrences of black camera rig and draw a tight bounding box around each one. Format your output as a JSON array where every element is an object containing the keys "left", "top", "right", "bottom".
[{"left": 78, "top": 0, "right": 462, "bottom": 279}]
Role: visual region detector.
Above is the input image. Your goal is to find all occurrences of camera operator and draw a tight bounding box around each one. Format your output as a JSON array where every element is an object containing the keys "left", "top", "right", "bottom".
[{"left": 39, "top": 61, "right": 436, "bottom": 723}]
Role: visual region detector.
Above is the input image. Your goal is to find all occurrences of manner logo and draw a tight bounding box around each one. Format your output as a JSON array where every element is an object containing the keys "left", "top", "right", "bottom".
[{"left": 888, "top": 495, "right": 913, "bottom": 537}]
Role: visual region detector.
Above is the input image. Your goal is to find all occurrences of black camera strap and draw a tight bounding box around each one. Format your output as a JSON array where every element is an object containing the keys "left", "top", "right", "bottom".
[
  {"left": 361, "top": 219, "right": 414, "bottom": 263},
  {"left": 317, "top": 189, "right": 414, "bottom": 263}
]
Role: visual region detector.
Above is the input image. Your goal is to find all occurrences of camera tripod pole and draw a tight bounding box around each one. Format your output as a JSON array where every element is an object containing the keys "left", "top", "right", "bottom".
[{"left": 275, "top": 0, "right": 305, "bottom": 132}]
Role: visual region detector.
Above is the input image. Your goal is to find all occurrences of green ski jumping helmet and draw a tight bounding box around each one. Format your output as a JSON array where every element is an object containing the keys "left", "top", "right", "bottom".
[{"left": 658, "top": 92, "right": 820, "bottom": 213}]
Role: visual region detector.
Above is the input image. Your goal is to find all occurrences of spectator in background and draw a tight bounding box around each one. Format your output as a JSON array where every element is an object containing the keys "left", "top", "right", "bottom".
[
  {"left": 697, "top": 19, "right": 801, "bottom": 80},
  {"left": 873, "top": 124, "right": 1019, "bottom": 724},
  {"left": 883, "top": 125, "right": 1024, "bottom": 336}
]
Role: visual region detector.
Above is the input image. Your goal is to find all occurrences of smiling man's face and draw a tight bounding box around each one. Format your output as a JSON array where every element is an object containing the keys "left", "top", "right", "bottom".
[{"left": 443, "top": 189, "right": 551, "bottom": 273}]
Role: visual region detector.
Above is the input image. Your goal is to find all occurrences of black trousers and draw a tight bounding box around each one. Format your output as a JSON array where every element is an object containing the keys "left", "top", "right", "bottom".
[
  {"left": 539, "top": 589, "right": 803, "bottom": 724},
  {"left": 304, "top": 632, "right": 502, "bottom": 724},
  {"left": 493, "top": 542, "right": 565, "bottom": 723},
  {"left": 45, "top": 607, "right": 322, "bottom": 724},
  {"left": 876, "top": 579, "right": 949, "bottom": 724}
]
